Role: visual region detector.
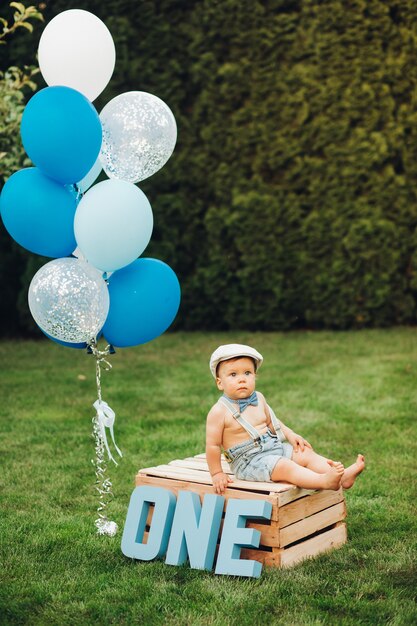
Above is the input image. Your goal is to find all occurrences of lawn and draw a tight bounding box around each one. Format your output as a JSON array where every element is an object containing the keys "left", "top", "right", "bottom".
[{"left": 1, "top": 329, "right": 416, "bottom": 625}]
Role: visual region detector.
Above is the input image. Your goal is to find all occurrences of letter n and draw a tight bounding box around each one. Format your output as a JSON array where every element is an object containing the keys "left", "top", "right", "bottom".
[{"left": 165, "top": 490, "right": 224, "bottom": 570}]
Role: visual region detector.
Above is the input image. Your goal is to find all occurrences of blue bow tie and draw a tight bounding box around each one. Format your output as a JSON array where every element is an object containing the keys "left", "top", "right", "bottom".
[{"left": 225, "top": 391, "right": 258, "bottom": 413}]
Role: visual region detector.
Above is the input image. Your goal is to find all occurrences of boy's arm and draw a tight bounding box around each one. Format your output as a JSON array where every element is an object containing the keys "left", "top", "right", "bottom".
[
  {"left": 206, "top": 405, "right": 233, "bottom": 494},
  {"left": 277, "top": 419, "right": 293, "bottom": 440},
  {"left": 206, "top": 405, "right": 225, "bottom": 475}
]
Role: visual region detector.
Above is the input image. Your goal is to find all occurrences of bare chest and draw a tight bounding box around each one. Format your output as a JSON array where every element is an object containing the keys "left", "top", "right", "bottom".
[{"left": 222, "top": 405, "right": 269, "bottom": 449}]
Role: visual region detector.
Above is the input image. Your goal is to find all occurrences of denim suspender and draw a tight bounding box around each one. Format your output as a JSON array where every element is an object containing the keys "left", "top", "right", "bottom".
[
  {"left": 219, "top": 396, "right": 285, "bottom": 443},
  {"left": 267, "top": 405, "right": 285, "bottom": 442}
]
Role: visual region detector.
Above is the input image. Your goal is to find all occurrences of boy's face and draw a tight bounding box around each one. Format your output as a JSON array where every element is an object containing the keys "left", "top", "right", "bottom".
[{"left": 215, "top": 357, "right": 256, "bottom": 399}]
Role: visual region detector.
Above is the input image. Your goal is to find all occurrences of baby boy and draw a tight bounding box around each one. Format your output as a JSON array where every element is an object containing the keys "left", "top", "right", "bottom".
[{"left": 206, "top": 344, "right": 365, "bottom": 495}]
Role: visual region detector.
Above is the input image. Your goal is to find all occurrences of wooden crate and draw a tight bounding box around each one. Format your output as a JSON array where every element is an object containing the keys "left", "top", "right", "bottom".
[{"left": 136, "top": 453, "right": 347, "bottom": 569}]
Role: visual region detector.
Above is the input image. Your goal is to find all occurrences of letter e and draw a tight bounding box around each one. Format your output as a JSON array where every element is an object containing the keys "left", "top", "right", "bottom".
[{"left": 215, "top": 498, "right": 272, "bottom": 578}]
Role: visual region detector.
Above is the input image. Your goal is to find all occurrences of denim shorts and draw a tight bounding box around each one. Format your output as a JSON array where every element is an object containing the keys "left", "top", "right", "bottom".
[{"left": 224, "top": 429, "right": 293, "bottom": 482}]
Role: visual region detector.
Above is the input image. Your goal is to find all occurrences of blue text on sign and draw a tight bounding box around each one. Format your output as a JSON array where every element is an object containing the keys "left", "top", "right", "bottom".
[{"left": 121, "top": 485, "right": 272, "bottom": 578}]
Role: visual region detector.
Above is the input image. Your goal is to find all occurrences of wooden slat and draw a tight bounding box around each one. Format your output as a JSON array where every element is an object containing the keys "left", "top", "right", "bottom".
[
  {"left": 135, "top": 474, "right": 279, "bottom": 519},
  {"left": 137, "top": 465, "right": 294, "bottom": 495},
  {"left": 138, "top": 465, "right": 213, "bottom": 485},
  {"left": 277, "top": 522, "right": 347, "bottom": 568},
  {"left": 169, "top": 459, "right": 231, "bottom": 473},
  {"left": 242, "top": 523, "right": 347, "bottom": 568},
  {"left": 240, "top": 547, "right": 282, "bottom": 567},
  {"left": 182, "top": 456, "right": 231, "bottom": 468},
  {"left": 275, "top": 487, "right": 317, "bottom": 507},
  {"left": 217, "top": 518, "right": 280, "bottom": 549},
  {"left": 245, "top": 521, "right": 280, "bottom": 548},
  {"left": 279, "top": 501, "right": 346, "bottom": 547},
  {"left": 278, "top": 488, "right": 344, "bottom": 528},
  {"left": 145, "top": 506, "right": 154, "bottom": 527}
]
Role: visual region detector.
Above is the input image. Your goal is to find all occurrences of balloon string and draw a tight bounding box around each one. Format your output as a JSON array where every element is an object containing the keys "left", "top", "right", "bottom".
[
  {"left": 87, "top": 338, "right": 120, "bottom": 536},
  {"left": 88, "top": 337, "right": 113, "bottom": 402},
  {"left": 73, "top": 183, "right": 83, "bottom": 203}
]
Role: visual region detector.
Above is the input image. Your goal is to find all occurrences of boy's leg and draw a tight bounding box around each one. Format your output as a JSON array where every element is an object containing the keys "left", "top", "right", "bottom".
[
  {"left": 271, "top": 457, "right": 343, "bottom": 490},
  {"left": 292, "top": 447, "right": 343, "bottom": 473},
  {"left": 292, "top": 448, "right": 365, "bottom": 489}
]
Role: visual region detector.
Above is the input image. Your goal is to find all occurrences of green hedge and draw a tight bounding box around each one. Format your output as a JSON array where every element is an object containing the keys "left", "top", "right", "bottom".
[{"left": 2, "top": 0, "right": 417, "bottom": 334}]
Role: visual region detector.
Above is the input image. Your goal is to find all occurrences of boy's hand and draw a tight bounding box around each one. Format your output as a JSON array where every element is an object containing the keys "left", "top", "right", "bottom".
[
  {"left": 287, "top": 430, "right": 312, "bottom": 452},
  {"left": 212, "top": 471, "right": 233, "bottom": 495}
]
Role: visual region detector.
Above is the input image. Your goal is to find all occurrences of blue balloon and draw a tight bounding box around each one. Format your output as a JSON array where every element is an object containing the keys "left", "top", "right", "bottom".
[
  {"left": 41, "top": 329, "right": 87, "bottom": 350},
  {"left": 20, "top": 86, "right": 102, "bottom": 184},
  {"left": 103, "top": 258, "right": 181, "bottom": 348},
  {"left": 41, "top": 328, "right": 103, "bottom": 349},
  {"left": 0, "top": 168, "right": 77, "bottom": 257}
]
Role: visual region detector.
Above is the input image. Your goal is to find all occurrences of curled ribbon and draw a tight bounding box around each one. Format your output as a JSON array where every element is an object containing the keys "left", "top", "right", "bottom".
[{"left": 93, "top": 399, "right": 123, "bottom": 465}]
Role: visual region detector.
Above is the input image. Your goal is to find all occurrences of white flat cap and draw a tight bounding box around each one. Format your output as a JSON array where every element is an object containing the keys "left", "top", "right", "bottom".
[{"left": 209, "top": 344, "right": 263, "bottom": 378}]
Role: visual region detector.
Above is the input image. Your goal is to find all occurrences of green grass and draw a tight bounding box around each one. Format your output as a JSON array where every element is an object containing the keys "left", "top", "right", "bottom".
[{"left": 1, "top": 329, "right": 416, "bottom": 625}]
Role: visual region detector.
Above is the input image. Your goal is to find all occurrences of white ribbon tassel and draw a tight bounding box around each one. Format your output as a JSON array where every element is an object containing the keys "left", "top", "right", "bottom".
[{"left": 93, "top": 399, "right": 123, "bottom": 465}]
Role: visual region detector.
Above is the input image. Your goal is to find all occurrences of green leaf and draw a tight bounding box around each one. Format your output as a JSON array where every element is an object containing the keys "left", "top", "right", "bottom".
[
  {"left": 14, "top": 21, "right": 33, "bottom": 33},
  {"left": 24, "top": 7, "right": 44, "bottom": 22},
  {"left": 9, "top": 2, "right": 26, "bottom": 15}
]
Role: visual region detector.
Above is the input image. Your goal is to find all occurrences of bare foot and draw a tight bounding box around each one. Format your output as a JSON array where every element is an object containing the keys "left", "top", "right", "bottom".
[
  {"left": 327, "top": 459, "right": 345, "bottom": 472},
  {"left": 341, "top": 454, "right": 365, "bottom": 489},
  {"left": 320, "top": 465, "right": 344, "bottom": 490}
]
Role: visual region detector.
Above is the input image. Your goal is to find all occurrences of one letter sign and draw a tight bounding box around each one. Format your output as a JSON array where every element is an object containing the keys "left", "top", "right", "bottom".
[{"left": 121, "top": 486, "right": 272, "bottom": 578}]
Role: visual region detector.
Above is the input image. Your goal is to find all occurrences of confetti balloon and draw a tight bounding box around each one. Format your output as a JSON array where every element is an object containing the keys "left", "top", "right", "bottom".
[
  {"left": 28, "top": 258, "right": 109, "bottom": 344},
  {"left": 99, "top": 91, "right": 177, "bottom": 183}
]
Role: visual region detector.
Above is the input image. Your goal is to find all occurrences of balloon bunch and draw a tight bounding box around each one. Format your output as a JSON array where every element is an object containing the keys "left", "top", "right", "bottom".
[{"left": 0, "top": 9, "right": 181, "bottom": 536}]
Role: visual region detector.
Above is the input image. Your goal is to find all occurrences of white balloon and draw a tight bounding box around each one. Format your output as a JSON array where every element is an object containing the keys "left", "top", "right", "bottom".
[
  {"left": 99, "top": 91, "right": 177, "bottom": 183},
  {"left": 38, "top": 10, "right": 116, "bottom": 102},
  {"left": 28, "top": 258, "right": 109, "bottom": 343}
]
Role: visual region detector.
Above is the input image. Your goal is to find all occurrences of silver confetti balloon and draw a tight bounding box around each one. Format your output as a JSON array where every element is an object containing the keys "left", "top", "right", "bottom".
[
  {"left": 28, "top": 258, "right": 109, "bottom": 343},
  {"left": 99, "top": 91, "right": 177, "bottom": 183}
]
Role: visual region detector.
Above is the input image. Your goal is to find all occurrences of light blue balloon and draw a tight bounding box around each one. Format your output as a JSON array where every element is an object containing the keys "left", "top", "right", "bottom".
[
  {"left": 20, "top": 86, "right": 102, "bottom": 184},
  {"left": 77, "top": 157, "right": 103, "bottom": 193},
  {"left": 74, "top": 179, "right": 153, "bottom": 272},
  {"left": 0, "top": 168, "right": 77, "bottom": 257},
  {"left": 103, "top": 258, "right": 181, "bottom": 348}
]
